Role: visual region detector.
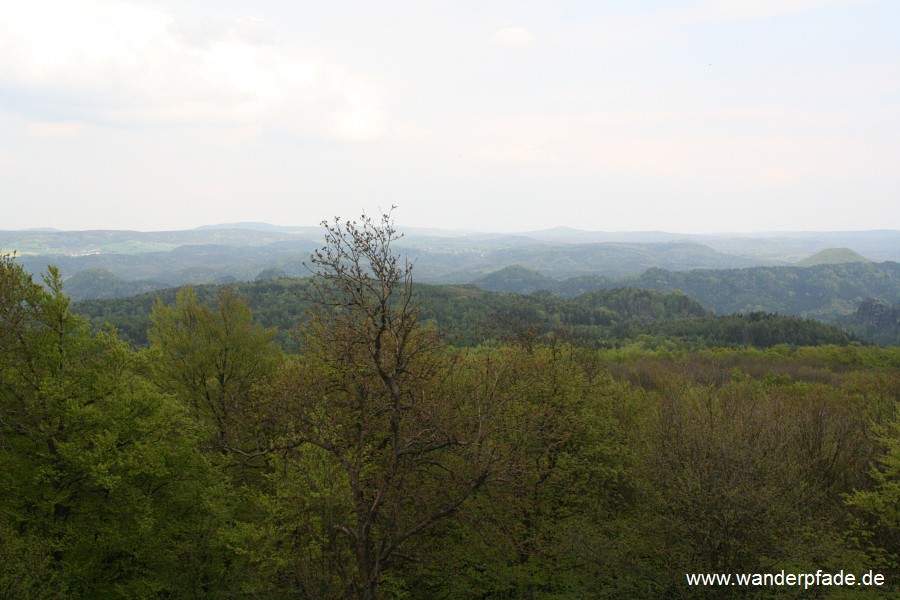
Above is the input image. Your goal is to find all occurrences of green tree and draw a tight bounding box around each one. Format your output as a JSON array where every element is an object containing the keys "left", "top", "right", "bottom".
[
  {"left": 400, "top": 345, "right": 636, "bottom": 599},
  {"left": 0, "top": 255, "right": 238, "bottom": 597},
  {"left": 847, "top": 403, "right": 900, "bottom": 582},
  {"left": 148, "top": 285, "right": 282, "bottom": 457}
]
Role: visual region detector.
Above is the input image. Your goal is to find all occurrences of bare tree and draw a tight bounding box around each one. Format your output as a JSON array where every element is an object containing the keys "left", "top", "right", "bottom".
[{"left": 276, "top": 211, "right": 516, "bottom": 599}]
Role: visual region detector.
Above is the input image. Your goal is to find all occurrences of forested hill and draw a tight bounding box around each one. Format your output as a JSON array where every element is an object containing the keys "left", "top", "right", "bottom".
[
  {"left": 628, "top": 262, "right": 900, "bottom": 318},
  {"left": 9, "top": 229, "right": 900, "bottom": 309},
  {"left": 11, "top": 237, "right": 764, "bottom": 299},
  {"left": 73, "top": 279, "right": 859, "bottom": 351},
  {"left": 478, "top": 262, "right": 899, "bottom": 312},
  {"left": 796, "top": 247, "right": 871, "bottom": 267}
]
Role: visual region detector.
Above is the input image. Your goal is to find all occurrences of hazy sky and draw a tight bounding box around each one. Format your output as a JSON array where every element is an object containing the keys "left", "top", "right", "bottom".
[{"left": 1, "top": 0, "right": 898, "bottom": 233}]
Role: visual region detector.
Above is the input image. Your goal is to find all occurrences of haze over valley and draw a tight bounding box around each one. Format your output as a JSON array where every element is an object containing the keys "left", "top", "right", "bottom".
[{"left": 4, "top": 223, "right": 898, "bottom": 347}]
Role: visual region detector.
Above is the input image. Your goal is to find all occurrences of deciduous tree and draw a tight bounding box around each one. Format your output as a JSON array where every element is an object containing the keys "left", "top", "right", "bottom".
[
  {"left": 271, "top": 212, "right": 522, "bottom": 599},
  {"left": 148, "top": 286, "right": 282, "bottom": 457}
]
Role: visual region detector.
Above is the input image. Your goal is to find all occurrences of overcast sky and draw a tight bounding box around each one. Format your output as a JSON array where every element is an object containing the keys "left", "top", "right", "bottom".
[{"left": 1, "top": 0, "right": 898, "bottom": 233}]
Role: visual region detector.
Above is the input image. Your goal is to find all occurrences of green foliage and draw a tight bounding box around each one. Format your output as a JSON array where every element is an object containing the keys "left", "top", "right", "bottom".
[
  {"left": 470, "top": 261, "right": 900, "bottom": 344},
  {"left": 472, "top": 264, "right": 559, "bottom": 293},
  {"left": 847, "top": 405, "right": 900, "bottom": 580},
  {"left": 75, "top": 278, "right": 318, "bottom": 350},
  {"left": 842, "top": 298, "right": 900, "bottom": 346},
  {"left": 62, "top": 268, "right": 162, "bottom": 301},
  {"left": 148, "top": 286, "right": 282, "bottom": 454},
  {"left": 399, "top": 345, "right": 636, "bottom": 599},
  {"left": 74, "top": 279, "right": 860, "bottom": 350},
  {"left": 639, "top": 379, "right": 864, "bottom": 573},
  {"left": 263, "top": 213, "right": 530, "bottom": 599},
  {"left": 4, "top": 249, "right": 900, "bottom": 598},
  {"left": 254, "top": 267, "right": 289, "bottom": 281},
  {"left": 0, "top": 255, "right": 245, "bottom": 596},
  {"left": 629, "top": 262, "right": 900, "bottom": 322}
]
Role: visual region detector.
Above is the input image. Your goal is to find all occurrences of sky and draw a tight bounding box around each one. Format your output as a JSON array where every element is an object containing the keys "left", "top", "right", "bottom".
[{"left": 0, "top": 0, "right": 898, "bottom": 233}]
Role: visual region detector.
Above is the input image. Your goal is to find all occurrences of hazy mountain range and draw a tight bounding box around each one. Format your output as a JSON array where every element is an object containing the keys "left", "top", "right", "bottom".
[
  {"left": 4, "top": 223, "right": 898, "bottom": 302},
  {"left": 4, "top": 223, "right": 898, "bottom": 344}
]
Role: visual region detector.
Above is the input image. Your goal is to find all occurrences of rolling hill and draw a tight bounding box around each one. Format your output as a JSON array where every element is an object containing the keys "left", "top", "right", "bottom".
[{"left": 797, "top": 247, "right": 871, "bottom": 267}]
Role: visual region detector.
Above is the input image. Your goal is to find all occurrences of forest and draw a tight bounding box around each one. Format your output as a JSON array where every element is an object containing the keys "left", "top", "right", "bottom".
[
  {"left": 473, "top": 263, "right": 900, "bottom": 346},
  {"left": 74, "top": 279, "right": 862, "bottom": 352},
  {"left": 1, "top": 215, "right": 898, "bottom": 599}
]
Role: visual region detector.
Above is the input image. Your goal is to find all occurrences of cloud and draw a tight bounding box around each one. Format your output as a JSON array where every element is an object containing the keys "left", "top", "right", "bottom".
[
  {"left": 416, "top": 108, "right": 884, "bottom": 188},
  {"left": 0, "top": 148, "right": 16, "bottom": 168},
  {"left": 0, "top": 1, "right": 388, "bottom": 141},
  {"left": 473, "top": 144, "right": 560, "bottom": 166},
  {"left": 492, "top": 26, "right": 535, "bottom": 49},
  {"left": 26, "top": 121, "right": 85, "bottom": 137},
  {"left": 693, "top": 0, "right": 864, "bottom": 21}
]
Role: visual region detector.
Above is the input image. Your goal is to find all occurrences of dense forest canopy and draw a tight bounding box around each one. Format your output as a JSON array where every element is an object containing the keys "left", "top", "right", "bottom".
[
  {"left": 1, "top": 215, "right": 898, "bottom": 598},
  {"left": 72, "top": 278, "right": 863, "bottom": 351},
  {"left": 473, "top": 261, "right": 900, "bottom": 345}
]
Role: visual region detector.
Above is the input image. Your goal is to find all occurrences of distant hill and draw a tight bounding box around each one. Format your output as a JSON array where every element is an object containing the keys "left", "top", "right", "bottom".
[
  {"left": 4, "top": 229, "right": 764, "bottom": 295},
  {"left": 520, "top": 226, "right": 691, "bottom": 244},
  {"left": 699, "top": 230, "right": 900, "bottom": 263},
  {"left": 482, "top": 242, "right": 763, "bottom": 278},
  {"left": 406, "top": 241, "right": 767, "bottom": 284},
  {"left": 797, "top": 247, "right": 871, "bottom": 267},
  {"left": 194, "top": 222, "right": 324, "bottom": 235},
  {"left": 0, "top": 228, "right": 307, "bottom": 255},
  {"left": 840, "top": 297, "right": 900, "bottom": 346},
  {"left": 627, "top": 262, "right": 900, "bottom": 321},
  {"left": 466, "top": 262, "right": 900, "bottom": 344},
  {"left": 6, "top": 227, "right": 900, "bottom": 302},
  {"left": 72, "top": 279, "right": 858, "bottom": 350},
  {"left": 195, "top": 222, "right": 288, "bottom": 231},
  {"left": 12, "top": 237, "right": 321, "bottom": 290},
  {"left": 473, "top": 265, "right": 558, "bottom": 293},
  {"left": 64, "top": 269, "right": 165, "bottom": 301}
]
